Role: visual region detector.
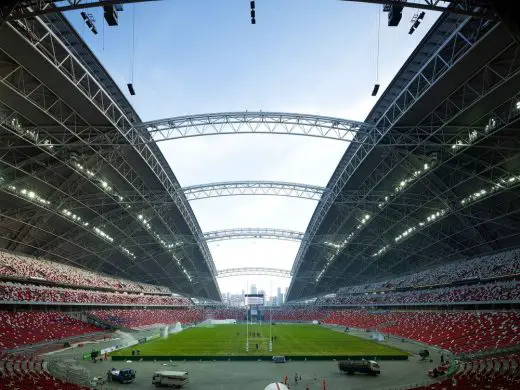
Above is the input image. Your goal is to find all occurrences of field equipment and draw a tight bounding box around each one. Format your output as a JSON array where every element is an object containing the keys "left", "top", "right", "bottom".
[
  {"left": 419, "top": 349, "right": 430, "bottom": 361},
  {"left": 110, "top": 368, "right": 136, "bottom": 384},
  {"left": 152, "top": 371, "right": 189, "bottom": 388},
  {"left": 338, "top": 360, "right": 380, "bottom": 376}
]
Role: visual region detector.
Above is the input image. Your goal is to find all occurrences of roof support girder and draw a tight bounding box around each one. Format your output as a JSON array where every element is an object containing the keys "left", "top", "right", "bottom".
[
  {"left": 0, "top": 18, "right": 219, "bottom": 299},
  {"left": 217, "top": 268, "right": 292, "bottom": 278},
  {"left": 183, "top": 181, "right": 326, "bottom": 201}
]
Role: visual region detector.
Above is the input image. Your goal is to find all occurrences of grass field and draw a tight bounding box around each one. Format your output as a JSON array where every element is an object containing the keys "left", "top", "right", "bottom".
[{"left": 111, "top": 324, "right": 408, "bottom": 357}]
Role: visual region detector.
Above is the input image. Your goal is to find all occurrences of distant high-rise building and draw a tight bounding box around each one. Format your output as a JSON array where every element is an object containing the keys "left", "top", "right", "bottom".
[
  {"left": 250, "top": 284, "right": 257, "bottom": 294},
  {"left": 276, "top": 287, "right": 282, "bottom": 306},
  {"left": 284, "top": 287, "right": 288, "bottom": 303}
]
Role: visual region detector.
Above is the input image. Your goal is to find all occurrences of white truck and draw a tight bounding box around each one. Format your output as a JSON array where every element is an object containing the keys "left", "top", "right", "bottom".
[
  {"left": 338, "top": 360, "right": 381, "bottom": 376},
  {"left": 152, "top": 371, "right": 189, "bottom": 388}
]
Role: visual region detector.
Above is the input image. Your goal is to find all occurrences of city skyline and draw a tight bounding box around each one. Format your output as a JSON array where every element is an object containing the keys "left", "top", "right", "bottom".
[{"left": 222, "top": 283, "right": 289, "bottom": 306}]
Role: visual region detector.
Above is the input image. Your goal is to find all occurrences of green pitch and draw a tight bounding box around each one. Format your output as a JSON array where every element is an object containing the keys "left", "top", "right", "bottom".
[{"left": 111, "top": 324, "right": 408, "bottom": 357}]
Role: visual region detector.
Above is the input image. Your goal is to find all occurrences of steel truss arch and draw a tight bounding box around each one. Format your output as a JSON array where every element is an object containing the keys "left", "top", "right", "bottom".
[
  {"left": 183, "top": 181, "right": 326, "bottom": 201},
  {"left": 131, "top": 112, "right": 368, "bottom": 143},
  {"left": 217, "top": 267, "right": 292, "bottom": 278},
  {"left": 203, "top": 228, "right": 304, "bottom": 242}
]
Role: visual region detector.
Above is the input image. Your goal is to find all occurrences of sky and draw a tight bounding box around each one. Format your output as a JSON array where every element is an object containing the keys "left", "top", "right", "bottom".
[{"left": 67, "top": 0, "right": 439, "bottom": 299}]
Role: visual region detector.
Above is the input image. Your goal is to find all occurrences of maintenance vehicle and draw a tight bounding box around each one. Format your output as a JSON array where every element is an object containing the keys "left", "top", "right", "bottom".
[
  {"left": 338, "top": 360, "right": 380, "bottom": 376},
  {"left": 152, "top": 370, "right": 189, "bottom": 388},
  {"left": 110, "top": 368, "right": 136, "bottom": 383}
]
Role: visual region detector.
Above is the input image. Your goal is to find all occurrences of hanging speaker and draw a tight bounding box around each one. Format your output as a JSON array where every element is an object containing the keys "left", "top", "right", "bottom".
[
  {"left": 371, "top": 84, "right": 380, "bottom": 96},
  {"left": 127, "top": 83, "right": 135, "bottom": 96}
]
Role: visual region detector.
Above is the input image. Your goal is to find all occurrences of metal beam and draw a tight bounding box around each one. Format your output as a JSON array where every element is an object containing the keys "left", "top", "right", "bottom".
[
  {"left": 3, "top": 1, "right": 496, "bottom": 23},
  {"left": 203, "top": 228, "right": 304, "bottom": 243},
  {"left": 183, "top": 181, "right": 326, "bottom": 201},
  {"left": 4, "top": 1, "right": 158, "bottom": 22},
  {"left": 334, "top": 44, "right": 520, "bottom": 282},
  {"left": 0, "top": 18, "right": 220, "bottom": 299},
  {"left": 288, "top": 14, "right": 502, "bottom": 300},
  {"left": 217, "top": 267, "right": 292, "bottom": 278}
]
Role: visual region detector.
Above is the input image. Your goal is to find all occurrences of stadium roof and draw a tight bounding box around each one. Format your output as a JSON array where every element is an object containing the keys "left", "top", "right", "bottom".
[
  {"left": 287, "top": 10, "right": 520, "bottom": 300},
  {"left": 2, "top": 3, "right": 520, "bottom": 303},
  {"left": 0, "top": 12, "right": 220, "bottom": 300}
]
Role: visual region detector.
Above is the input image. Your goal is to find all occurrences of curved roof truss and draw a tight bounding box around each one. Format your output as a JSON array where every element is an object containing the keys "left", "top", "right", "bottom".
[
  {"left": 139, "top": 112, "right": 365, "bottom": 143},
  {"left": 217, "top": 267, "right": 292, "bottom": 278},
  {"left": 203, "top": 228, "right": 304, "bottom": 242},
  {"left": 183, "top": 181, "right": 326, "bottom": 201}
]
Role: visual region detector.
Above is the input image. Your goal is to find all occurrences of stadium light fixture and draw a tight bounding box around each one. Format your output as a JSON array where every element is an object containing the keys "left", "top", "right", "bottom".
[
  {"left": 250, "top": 1, "right": 256, "bottom": 25},
  {"left": 81, "top": 12, "right": 98, "bottom": 35},
  {"left": 7, "top": 116, "right": 54, "bottom": 151},
  {"left": 94, "top": 226, "right": 114, "bottom": 243},
  {"left": 61, "top": 208, "right": 85, "bottom": 225},
  {"left": 12, "top": 187, "right": 51, "bottom": 206},
  {"left": 103, "top": 5, "right": 121, "bottom": 26},
  {"left": 460, "top": 174, "right": 520, "bottom": 206},
  {"left": 372, "top": 244, "right": 389, "bottom": 257},
  {"left": 380, "top": 172, "right": 520, "bottom": 258},
  {"left": 71, "top": 161, "right": 129, "bottom": 209},
  {"left": 384, "top": 3, "right": 404, "bottom": 27},
  {"left": 120, "top": 246, "right": 136, "bottom": 260},
  {"left": 408, "top": 12, "right": 425, "bottom": 35}
]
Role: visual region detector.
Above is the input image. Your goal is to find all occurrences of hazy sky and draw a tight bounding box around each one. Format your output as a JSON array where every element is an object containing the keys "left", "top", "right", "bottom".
[{"left": 67, "top": 0, "right": 439, "bottom": 298}]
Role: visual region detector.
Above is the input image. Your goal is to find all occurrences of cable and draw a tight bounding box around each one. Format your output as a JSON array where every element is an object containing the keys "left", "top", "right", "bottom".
[
  {"left": 102, "top": 8, "right": 105, "bottom": 51},
  {"left": 376, "top": 6, "right": 381, "bottom": 84},
  {"left": 130, "top": 4, "right": 136, "bottom": 83},
  {"left": 372, "top": 6, "right": 382, "bottom": 96}
]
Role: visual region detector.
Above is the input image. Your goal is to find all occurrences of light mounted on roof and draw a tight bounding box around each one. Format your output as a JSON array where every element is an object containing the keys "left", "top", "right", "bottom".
[
  {"left": 80, "top": 12, "right": 98, "bottom": 35},
  {"left": 103, "top": 5, "right": 122, "bottom": 26},
  {"left": 383, "top": 2, "right": 404, "bottom": 27},
  {"left": 409, "top": 11, "right": 425, "bottom": 35},
  {"left": 250, "top": 1, "right": 256, "bottom": 24}
]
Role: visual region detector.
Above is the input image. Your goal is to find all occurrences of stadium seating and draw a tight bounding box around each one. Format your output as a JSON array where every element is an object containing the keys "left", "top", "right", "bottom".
[
  {"left": 324, "top": 310, "right": 520, "bottom": 354},
  {"left": 337, "top": 249, "right": 520, "bottom": 294},
  {"left": 318, "top": 280, "right": 520, "bottom": 305},
  {"left": 0, "top": 353, "right": 88, "bottom": 390},
  {"left": 90, "top": 308, "right": 205, "bottom": 329},
  {"left": 0, "top": 282, "right": 190, "bottom": 306},
  {"left": 265, "top": 307, "right": 326, "bottom": 322},
  {"left": 410, "top": 353, "right": 520, "bottom": 389},
  {"left": 0, "top": 250, "right": 170, "bottom": 294},
  {"left": 0, "top": 311, "right": 103, "bottom": 350},
  {"left": 203, "top": 307, "right": 246, "bottom": 320}
]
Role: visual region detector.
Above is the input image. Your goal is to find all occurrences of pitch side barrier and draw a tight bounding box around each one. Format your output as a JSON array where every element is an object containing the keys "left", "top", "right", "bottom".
[{"left": 111, "top": 354, "right": 408, "bottom": 362}]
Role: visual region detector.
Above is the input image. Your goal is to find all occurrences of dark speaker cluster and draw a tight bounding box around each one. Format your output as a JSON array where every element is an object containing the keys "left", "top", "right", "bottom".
[{"left": 250, "top": 1, "right": 256, "bottom": 25}]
